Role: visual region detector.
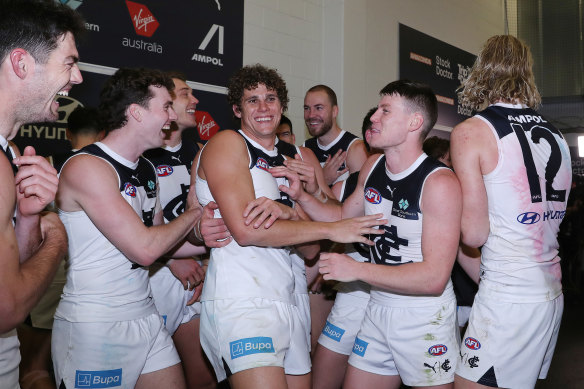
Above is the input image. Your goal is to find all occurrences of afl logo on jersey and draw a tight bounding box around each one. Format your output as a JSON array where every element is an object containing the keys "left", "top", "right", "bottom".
[
  {"left": 124, "top": 182, "right": 137, "bottom": 197},
  {"left": 364, "top": 187, "right": 382, "bottom": 204},
  {"left": 517, "top": 212, "right": 540, "bottom": 225},
  {"left": 256, "top": 157, "right": 270, "bottom": 172},
  {"left": 428, "top": 344, "right": 447, "bottom": 356},
  {"left": 156, "top": 165, "right": 174, "bottom": 177},
  {"left": 464, "top": 337, "right": 481, "bottom": 350}
]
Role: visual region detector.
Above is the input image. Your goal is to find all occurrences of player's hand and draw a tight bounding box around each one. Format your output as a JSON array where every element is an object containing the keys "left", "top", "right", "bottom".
[
  {"left": 270, "top": 166, "right": 305, "bottom": 202},
  {"left": 323, "top": 149, "right": 348, "bottom": 186},
  {"left": 319, "top": 252, "right": 360, "bottom": 282},
  {"left": 198, "top": 201, "right": 231, "bottom": 248},
  {"left": 14, "top": 146, "right": 59, "bottom": 217},
  {"left": 243, "top": 197, "right": 298, "bottom": 229},
  {"left": 186, "top": 282, "right": 204, "bottom": 306},
  {"left": 168, "top": 258, "right": 205, "bottom": 290},
  {"left": 283, "top": 155, "right": 319, "bottom": 195},
  {"left": 327, "top": 214, "right": 387, "bottom": 245}
]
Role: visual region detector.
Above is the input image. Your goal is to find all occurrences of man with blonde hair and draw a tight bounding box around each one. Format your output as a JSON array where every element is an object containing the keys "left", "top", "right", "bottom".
[{"left": 451, "top": 35, "right": 571, "bottom": 388}]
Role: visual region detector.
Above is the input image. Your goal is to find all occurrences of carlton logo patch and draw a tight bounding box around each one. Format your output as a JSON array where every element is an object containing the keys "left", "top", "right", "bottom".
[
  {"left": 364, "top": 187, "right": 382, "bottom": 204},
  {"left": 464, "top": 337, "right": 481, "bottom": 350},
  {"left": 124, "top": 183, "right": 137, "bottom": 197},
  {"left": 75, "top": 368, "right": 122, "bottom": 388},
  {"left": 428, "top": 344, "right": 447, "bottom": 356},
  {"left": 156, "top": 165, "right": 173, "bottom": 177},
  {"left": 255, "top": 157, "right": 270, "bottom": 172},
  {"left": 230, "top": 337, "right": 275, "bottom": 359}
]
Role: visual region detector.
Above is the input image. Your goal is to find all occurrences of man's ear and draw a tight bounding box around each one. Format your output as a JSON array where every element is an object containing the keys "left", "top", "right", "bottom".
[
  {"left": 332, "top": 105, "right": 339, "bottom": 119},
  {"left": 232, "top": 104, "right": 242, "bottom": 118},
  {"left": 409, "top": 112, "right": 424, "bottom": 132},
  {"left": 9, "top": 49, "right": 31, "bottom": 80},
  {"left": 128, "top": 104, "right": 142, "bottom": 122}
]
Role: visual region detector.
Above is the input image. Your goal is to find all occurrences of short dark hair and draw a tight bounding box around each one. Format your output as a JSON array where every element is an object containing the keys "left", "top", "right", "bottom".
[
  {"left": 361, "top": 107, "right": 377, "bottom": 152},
  {"left": 0, "top": 0, "right": 85, "bottom": 64},
  {"left": 227, "top": 64, "right": 289, "bottom": 111},
  {"left": 167, "top": 71, "right": 187, "bottom": 83},
  {"left": 68, "top": 106, "right": 102, "bottom": 136},
  {"left": 279, "top": 115, "right": 293, "bottom": 134},
  {"left": 306, "top": 84, "right": 338, "bottom": 107},
  {"left": 423, "top": 136, "right": 450, "bottom": 160},
  {"left": 98, "top": 68, "right": 174, "bottom": 133},
  {"left": 379, "top": 80, "right": 437, "bottom": 139}
]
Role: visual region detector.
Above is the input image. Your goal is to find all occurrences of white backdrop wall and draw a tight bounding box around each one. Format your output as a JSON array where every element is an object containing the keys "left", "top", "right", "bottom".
[{"left": 243, "top": 0, "right": 505, "bottom": 144}]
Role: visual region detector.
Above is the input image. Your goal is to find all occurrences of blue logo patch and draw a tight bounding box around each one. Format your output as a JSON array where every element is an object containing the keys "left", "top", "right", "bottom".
[
  {"left": 75, "top": 369, "right": 122, "bottom": 388},
  {"left": 517, "top": 212, "right": 540, "bottom": 224},
  {"left": 464, "top": 337, "right": 481, "bottom": 350},
  {"left": 230, "top": 336, "right": 275, "bottom": 359},
  {"left": 352, "top": 337, "right": 368, "bottom": 357},
  {"left": 428, "top": 344, "right": 448, "bottom": 356},
  {"left": 256, "top": 158, "right": 270, "bottom": 172},
  {"left": 321, "top": 320, "right": 345, "bottom": 342}
]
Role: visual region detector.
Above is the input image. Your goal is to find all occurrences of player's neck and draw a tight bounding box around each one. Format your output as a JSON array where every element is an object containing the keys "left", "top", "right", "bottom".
[
  {"left": 383, "top": 144, "right": 424, "bottom": 175},
  {"left": 164, "top": 127, "right": 184, "bottom": 148},
  {"left": 317, "top": 125, "right": 341, "bottom": 147}
]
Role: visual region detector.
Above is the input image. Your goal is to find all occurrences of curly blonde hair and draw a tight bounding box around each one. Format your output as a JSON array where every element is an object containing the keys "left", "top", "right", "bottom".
[{"left": 458, "top": 35, "right": 541, "bottom": 110}]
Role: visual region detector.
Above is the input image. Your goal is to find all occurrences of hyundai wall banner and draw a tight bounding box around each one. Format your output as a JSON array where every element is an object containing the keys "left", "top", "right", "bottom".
[
  {"left": 399, "top": 24, "right": 476, "bottom": 130},
  {"left": 13, "top": 0, "right": 243, "bottom": 157}
]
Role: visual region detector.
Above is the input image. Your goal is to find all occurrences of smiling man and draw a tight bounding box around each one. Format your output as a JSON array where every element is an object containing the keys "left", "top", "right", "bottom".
[
  {"left": 53, "top": 68, "right": 202, "bottom": 389},
  {"left": 303, "top": 85, "right": 368, "bottom": 186},
  {"left": 291, "top": 80, "right": 462, "bottom": 389},
  {"left": 0, "top": 1, "right": 84, "bottom": 387},
  {"left": 194, "top": 64, "right": 385, "bottom": 389}
]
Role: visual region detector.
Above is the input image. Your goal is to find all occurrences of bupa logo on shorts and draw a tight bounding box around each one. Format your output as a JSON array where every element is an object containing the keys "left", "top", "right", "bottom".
[
  {"left": 364, "top": 187, "right": 382, "bottom": 204},
  {"left": 255, "top": 157, "right": 270, "bottom": 172},
  {"left": 230, "top": 336, "right": 275, "bottom": 360},
  {"left": 157, "top": 165, "right": 174, "bottom": 177},
  {"left": 464, "top": 337, "right": 481, "bottom": 350},
  {"left": 517, "top": 212, "right": 540, "bottom": 225},
  {"left": 322, "top": 320, "right": 345, "bottom": 342},
  {"left": 124, "top": 182, "right": 137, "bottom": 197},
  {"left": 352, "top": 337, "right": 368, "bottom": 357},
  {"left": 75, "top": 369, "right": 122, "bottom": 388},
  {"left": 428, "top": 344, "right": 448, "bottom": 356}
]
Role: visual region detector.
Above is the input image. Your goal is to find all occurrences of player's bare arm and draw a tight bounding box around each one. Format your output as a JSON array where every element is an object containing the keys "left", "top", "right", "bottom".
[
  {"left": 57, "top": 154, "right": 199, "bottom": 266},
  {"left": 451, "top": 117, "right": 494, "bottom": 247},
  {"left": 346, "top": 138, "right": 369, "bottom": 173},
  {"left": 320, "top": 169, "right": 462, "bottom": 296},
  {"left": 0, "top": 157, "right": 67, "bottom": 332},
  {"left": 200, "top": 130, "right": 384, "bottom": 248}
]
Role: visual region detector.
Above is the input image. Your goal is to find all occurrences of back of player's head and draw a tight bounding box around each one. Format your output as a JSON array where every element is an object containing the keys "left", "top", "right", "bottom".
[
  {"left": 99, "top": 68, "right": 174, "bottom": 133},
  {"left": 0, "top": 0, "right": 85, "bottom": 64},
  {"left": 458, "top": 35, "right": 541, "bottom": 109},
  {"left": 306, "top": 84, "right": 338, "bottom": 107},
  {"left": 361, "top": 107, "right": 377, "bottom": 152},
  {"left": 68, "top": 106, "right": 102, "bottom": 136},
  {"left": 227, "top": 64, "right": 289, "bottom": 112},
  {"left": 423, "top": 136, "right": 450, "bottom": 161},
  {"left": 379, "top": 80, "right": 437, "bottom": 139},
  {"left": 279, "top": 115, "right": 293, "bottom": 134}
]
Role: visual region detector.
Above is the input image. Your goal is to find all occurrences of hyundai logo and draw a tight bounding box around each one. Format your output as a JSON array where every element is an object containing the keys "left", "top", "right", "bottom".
[{"left": 517, "top": 212, "right": 540, "bottom": 225}]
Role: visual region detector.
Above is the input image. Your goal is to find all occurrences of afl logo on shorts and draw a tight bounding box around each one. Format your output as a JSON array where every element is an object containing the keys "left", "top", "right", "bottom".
[
  {"left": 124, "top": 183, "right": 137, "bottom": 197},
  {"left": 428, "top": 344, "right": 447, "bottom": 356},
  {"left": 256, "top": 157, "right": 270, "bottom": 172},
  {"left": 364, "top": 187, "right": 382, "bottom": 204},
  {"left": 156, "top": 165, "right": 173, "bottom": 177},
  {"left": 464, "top": 337, "right": 481, "bottom": 350}
]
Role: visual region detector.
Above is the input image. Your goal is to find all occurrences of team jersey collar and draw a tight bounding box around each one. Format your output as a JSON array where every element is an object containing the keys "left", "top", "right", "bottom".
[
  {"left": 385, "top": 153, "right": 427, "bottom": 181},
  {"left": 238, "top": 129, "right": 278, "bottom": 157},
  {"left": 317, "top": 129, "right": 345, "bottom": 150},
  {"left": 163, "top": 141, "right": 182, "bottom": 153},
  {"left": 95, "top": 142, "right": 139, "bottom": 170},
  {"left": 491, "top": 102, "right": 528, "bottom": 109},
  {"left": 0, "top": 135, "right": 8, "bottom": 152}
]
